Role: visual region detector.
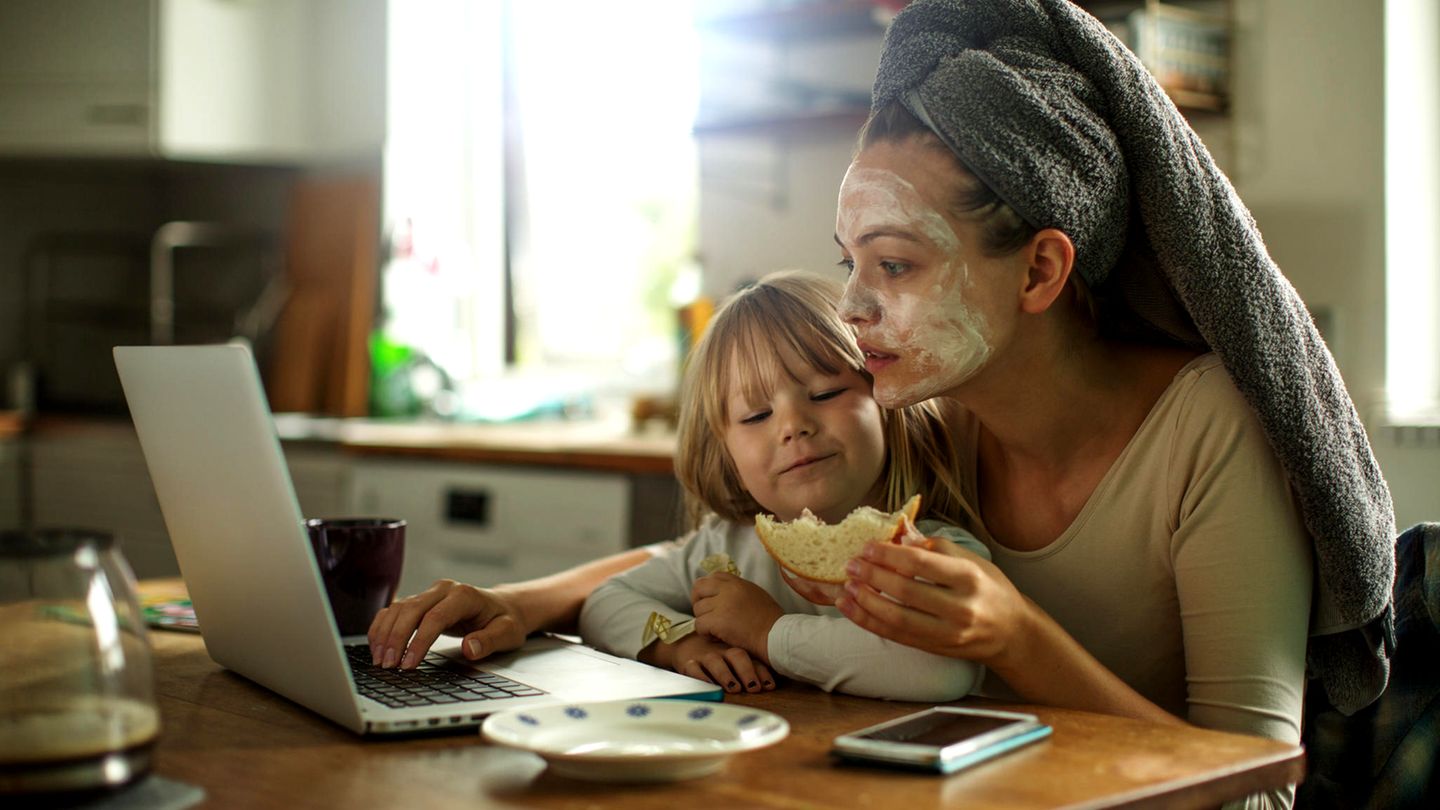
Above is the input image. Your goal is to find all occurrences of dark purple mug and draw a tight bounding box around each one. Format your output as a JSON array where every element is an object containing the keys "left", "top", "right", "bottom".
[{"left": 305, "top": 518, "right": 406, "bottom": 636}]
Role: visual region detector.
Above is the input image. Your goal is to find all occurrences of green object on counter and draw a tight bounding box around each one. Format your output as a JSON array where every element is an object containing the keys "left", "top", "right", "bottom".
[{"left": 368, "top": 332, "right": 421, "bottom": 418}]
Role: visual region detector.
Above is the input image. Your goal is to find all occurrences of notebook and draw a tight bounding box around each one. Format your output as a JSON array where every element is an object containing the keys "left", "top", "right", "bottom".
[{"left": 113, "top": 343, "right": 721, "bottom": 735}]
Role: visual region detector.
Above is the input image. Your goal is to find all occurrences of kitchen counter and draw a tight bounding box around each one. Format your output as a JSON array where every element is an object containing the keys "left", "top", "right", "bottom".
[
  {"left": 16, "top": 414, "right": 683, "bottom": 581},
  {"left": 22, "top": 412, "right": 678, "bottom": 476},
  {"left": 278, "top": 413, "right": 678, "bottom": 475}
]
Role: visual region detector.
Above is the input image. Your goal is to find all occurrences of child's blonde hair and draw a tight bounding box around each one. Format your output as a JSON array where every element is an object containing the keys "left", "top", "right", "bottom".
[{"left": 674, "top": 269, "right": 974, "bottom": 530}]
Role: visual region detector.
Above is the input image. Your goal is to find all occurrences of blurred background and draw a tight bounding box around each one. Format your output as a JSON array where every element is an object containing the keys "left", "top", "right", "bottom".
[{"left": 0, "top": 0, "right": 1434, "bottom": 592}]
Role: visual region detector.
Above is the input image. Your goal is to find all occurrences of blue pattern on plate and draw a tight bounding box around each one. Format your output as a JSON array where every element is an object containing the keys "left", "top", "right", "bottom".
[
  {"left": 518, "top": 714, "right": 539, "bottom": 726},
  {"left": 565, "top": 706, "right": 589, "bottom": 720},
  {"left": 688, "top": 707, "right": 713, "bottom": 721},
  {"left": 738, "top": 714, "right": 760, "bottom": 726},
  {"left": 627, "top": 704, "right": 651, "bottom": 717}
]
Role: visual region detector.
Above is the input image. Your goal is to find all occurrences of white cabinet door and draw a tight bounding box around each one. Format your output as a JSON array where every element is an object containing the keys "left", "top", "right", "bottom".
[
  {"left": 155, "top": 0, "right": 309, "bottom": 160},
  {"left": 0, "top": 0, "right": 385, "bottom": 162},
  {"left": 349, "top": 459, "right": 631, "bottom": 598},
  {"left": 0, "top": 0, "right": 153, "bottom": 155},
  {"left": 156, "top": 0, "right": 386, "bottom": 163}
]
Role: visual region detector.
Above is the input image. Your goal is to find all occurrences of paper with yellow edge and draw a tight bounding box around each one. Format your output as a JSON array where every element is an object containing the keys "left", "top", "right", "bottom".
[{"left": 641, "top": 612, "right": 695, "bottom": 647}]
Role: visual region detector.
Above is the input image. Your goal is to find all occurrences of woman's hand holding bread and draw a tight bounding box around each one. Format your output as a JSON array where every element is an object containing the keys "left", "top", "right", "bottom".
[{"left": 835, "top": 538, "right": 1034, "bottom": 670}]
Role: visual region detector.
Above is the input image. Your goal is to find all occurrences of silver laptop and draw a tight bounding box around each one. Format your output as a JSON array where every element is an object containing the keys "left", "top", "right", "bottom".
[{"left": 114, "top": 343, "right": 721, "bottom": 735}]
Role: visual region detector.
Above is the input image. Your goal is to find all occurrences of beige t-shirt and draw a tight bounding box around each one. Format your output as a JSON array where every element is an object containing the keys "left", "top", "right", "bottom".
[{"left": 967, "top": 354, "right": 1313, "bottom": 748}]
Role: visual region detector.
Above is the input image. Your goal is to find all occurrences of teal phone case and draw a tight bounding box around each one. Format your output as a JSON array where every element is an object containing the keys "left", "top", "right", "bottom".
[{"left": 833, "top": 723, "right": 1052, "bottom": 774}]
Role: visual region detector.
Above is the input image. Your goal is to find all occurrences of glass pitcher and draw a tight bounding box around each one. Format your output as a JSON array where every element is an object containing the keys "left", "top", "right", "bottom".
[{"left": 0, "top": 529, "right": 160, "bottom": 798}]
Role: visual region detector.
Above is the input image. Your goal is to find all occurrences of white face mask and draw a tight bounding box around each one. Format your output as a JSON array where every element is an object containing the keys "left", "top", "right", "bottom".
[{"left": 836, "top": 165, "right": 992, "bottom": 408}]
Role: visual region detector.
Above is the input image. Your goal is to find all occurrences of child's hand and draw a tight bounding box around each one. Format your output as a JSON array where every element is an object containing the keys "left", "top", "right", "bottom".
[
  {"left": 690, "top": 573, "right": 783, "bottom": 662},
  {"left": 656, "top": 633, "right": 776, "bottom": 694}
]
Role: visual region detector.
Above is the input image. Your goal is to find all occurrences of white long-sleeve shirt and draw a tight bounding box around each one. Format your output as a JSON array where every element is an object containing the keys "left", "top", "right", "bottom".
[{"left": 579, "top": 517, "right": 987, "bottom": 702}]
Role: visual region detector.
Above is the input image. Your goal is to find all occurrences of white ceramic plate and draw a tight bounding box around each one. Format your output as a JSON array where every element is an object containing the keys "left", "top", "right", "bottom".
[{"left": 480, "top": 699, "right": 789, "bottom": 783}]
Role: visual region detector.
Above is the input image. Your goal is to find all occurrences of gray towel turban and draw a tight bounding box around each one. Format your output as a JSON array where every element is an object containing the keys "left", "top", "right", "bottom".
[{"left": 874, "top": 0, "right": 1396, "bottom": 715}]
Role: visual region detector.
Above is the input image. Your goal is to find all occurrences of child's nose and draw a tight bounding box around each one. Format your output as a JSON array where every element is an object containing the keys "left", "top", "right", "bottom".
[{"left": 780, "top": 409, "right": 816, "bottom": 442}]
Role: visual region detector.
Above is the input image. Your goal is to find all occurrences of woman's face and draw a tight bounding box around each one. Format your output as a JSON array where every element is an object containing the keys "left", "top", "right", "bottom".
[{"left": 834, "top": 139, "right": 1013, "bottom": 408}]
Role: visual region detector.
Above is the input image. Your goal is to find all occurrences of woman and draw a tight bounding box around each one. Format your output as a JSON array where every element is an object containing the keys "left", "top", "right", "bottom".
[
  {"left": 373, "top": 2, "right": 1395, "bottom": 793},
  {"left": 816, "top": 1, "right": 1394, "bottom": 807},
  {"left": 824, "top": 0, "right": 1395, "bottom": 703},
  {"left": 828, "top": 83, "right": 1312, "bottom": 734}
]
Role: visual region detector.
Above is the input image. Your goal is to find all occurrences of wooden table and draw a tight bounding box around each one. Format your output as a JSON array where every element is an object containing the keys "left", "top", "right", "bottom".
[{"left": 143, "top": 626, "right": 1304, "bottom": 809}]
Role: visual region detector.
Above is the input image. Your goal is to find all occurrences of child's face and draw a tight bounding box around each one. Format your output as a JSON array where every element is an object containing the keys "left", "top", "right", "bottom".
[{"left": 722, "top": 347, "right": 887, "bottom": 525}]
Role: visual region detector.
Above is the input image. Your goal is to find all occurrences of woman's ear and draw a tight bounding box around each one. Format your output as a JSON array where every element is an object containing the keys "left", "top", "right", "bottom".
[{"left": 1018, "top": 228, "right": 1076, "bottom": 315}]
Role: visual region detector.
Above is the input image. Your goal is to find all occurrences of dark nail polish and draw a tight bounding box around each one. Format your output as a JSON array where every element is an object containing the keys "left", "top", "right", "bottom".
[{"left": 748, "top": 681, "right": 758, "bottom": 688}]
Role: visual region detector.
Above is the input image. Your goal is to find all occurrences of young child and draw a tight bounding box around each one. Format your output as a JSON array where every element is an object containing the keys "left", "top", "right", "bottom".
[{"left": 579, "top": 270, "right": 987, "bottom": 701}]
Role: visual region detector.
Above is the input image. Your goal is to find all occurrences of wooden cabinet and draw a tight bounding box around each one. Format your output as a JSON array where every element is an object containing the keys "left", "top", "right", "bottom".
[{"left": 0, "top": 0, "right": 385, "bottom": 162}]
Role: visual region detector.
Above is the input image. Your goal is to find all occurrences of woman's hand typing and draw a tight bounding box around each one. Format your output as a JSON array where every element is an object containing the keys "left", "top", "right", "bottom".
[
  {"left": 367, "top": 579, "right": 530, "bottom": 670},
  {"left": 368, "top": 547, "right": 655, "bottom": 670}
]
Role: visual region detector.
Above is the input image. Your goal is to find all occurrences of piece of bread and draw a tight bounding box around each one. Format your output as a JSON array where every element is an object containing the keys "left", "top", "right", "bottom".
[{"left": 754, "top": 494, "right": 921, "bottom": 584}]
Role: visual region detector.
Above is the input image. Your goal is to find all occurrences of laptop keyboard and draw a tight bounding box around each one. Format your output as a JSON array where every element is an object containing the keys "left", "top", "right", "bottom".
[{"left": 344, "top": 644, "right": 546, "bottom": 709}]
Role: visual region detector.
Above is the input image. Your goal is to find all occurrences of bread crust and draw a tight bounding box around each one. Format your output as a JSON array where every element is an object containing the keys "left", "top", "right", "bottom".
[{"left": 754, "top": 494, "right": 921, "bottom": 583}]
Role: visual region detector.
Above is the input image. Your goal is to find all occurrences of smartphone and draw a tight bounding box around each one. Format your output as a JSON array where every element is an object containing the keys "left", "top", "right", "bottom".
[{"left": 831, "top": 706, "right": 1052, "bottom": 774}]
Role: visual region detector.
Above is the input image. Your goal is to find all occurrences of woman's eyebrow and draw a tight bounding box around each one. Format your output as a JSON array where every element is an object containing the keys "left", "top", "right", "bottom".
[{"left": 835, "top": 228, "right": 924, "bottom": 247}]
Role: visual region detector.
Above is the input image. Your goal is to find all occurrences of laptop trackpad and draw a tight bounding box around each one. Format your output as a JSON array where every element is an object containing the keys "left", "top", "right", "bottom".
[{"left": 437, "top": 636, "right": 704, "bottom": 700}]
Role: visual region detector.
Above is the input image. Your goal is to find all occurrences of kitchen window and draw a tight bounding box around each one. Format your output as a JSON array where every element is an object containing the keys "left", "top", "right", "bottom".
[
  {"left": 1385, "top": 0, "right": 1440, "bottom": 424},
  {"left": 381, "top": 0, "right": 699, "bottom": 419}
]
